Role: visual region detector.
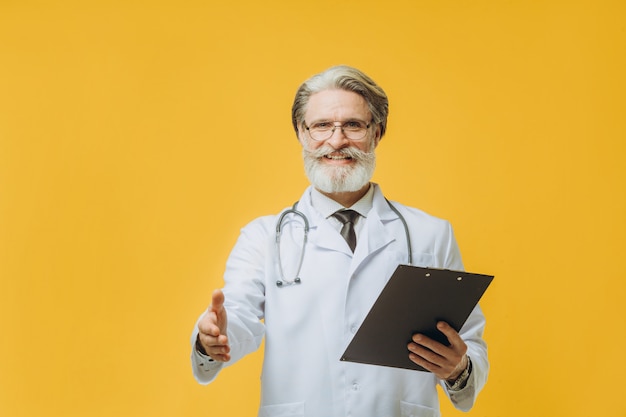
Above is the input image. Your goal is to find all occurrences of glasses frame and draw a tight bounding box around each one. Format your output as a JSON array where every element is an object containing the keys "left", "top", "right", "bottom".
[{"left": 303, "top": 120, "right": 372, "bottom": 142}]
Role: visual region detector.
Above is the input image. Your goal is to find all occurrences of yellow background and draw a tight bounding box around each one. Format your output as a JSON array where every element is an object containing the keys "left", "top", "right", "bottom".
[{"left": 1, "top": 1, "right": 624, "bottom": 416}]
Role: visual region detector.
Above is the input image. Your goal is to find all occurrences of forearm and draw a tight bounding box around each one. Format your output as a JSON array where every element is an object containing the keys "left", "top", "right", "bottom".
[{"left": 443, "top": 305, "right": 489, "bottom": 411}]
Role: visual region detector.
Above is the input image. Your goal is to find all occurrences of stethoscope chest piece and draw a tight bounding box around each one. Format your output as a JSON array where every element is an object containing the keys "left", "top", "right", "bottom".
[{"left": 276, "top": 277, "right": 301, "bottom": 287}]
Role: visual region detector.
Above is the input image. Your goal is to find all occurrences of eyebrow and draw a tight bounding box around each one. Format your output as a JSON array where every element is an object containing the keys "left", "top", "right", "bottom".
[{"left": 308, "top": 118, "right": 368, "bottom": 124}]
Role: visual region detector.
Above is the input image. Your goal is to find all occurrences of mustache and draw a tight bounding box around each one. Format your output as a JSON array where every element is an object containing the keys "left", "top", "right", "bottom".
[{"left": 306, "top": 145, "right": 374, "bottom": 160}]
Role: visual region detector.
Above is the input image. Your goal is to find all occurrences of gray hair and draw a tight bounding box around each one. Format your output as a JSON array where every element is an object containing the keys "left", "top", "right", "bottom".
[{"left": 291, "top": 65, "right": 389, "bottom": 139}]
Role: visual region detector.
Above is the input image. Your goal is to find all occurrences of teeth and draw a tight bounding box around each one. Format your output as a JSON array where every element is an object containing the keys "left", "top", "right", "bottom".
[{"left": 325, "top": 154, "right": 351, "bottom": 160}]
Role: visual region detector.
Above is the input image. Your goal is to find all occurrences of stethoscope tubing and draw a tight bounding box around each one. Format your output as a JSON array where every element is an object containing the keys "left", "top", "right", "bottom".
[
  {"left": 275, "top": 205, "right": 309, "bottom": 287},
  {"left": 275, "top": 199, "right": 412, "bottom": 287}
]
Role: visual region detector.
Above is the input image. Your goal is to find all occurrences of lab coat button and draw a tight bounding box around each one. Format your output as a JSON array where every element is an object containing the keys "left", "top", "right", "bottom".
[
  {"left": 350, "top": 325, "right": 357, "bottom": 333},
  {"left": 352, "top": 382, "right": 359, "bottom": 391}
]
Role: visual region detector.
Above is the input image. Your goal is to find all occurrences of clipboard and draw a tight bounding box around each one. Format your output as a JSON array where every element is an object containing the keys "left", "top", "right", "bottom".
[{"left": 340, "top": 265, "right": 493, "bottom": 372}]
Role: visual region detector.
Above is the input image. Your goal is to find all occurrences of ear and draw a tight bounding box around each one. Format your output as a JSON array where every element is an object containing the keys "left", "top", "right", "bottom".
[
  {"left": 296, "top": 124, "right": 307, "bottom": 146},
  {"left": 373, "top": 124, "right": 382, "bottom": 147}
]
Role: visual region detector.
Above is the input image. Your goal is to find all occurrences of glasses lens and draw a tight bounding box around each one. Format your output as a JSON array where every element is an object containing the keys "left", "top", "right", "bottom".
[
  {"left": 343, "top": 121, "right": 368, "bottom": 140},
  {"left": 309, "top": 130, "right": 330, "bottom": 141},
  {"left": 308, "top": 122, "right": 333, "bottom": 141},
  {"left": 307, "top": 121, "right": 370, "bottom": 141}
]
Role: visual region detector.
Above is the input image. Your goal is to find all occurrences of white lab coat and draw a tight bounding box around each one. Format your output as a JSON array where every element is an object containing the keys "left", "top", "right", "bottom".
[{"left": 191, "top": 184, "right": 488, "bottom": 417}]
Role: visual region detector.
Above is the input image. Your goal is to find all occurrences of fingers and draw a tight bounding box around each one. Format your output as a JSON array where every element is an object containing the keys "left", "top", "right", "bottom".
[
  {"left": 435, "top": 321, "right": 464, "bottom": 348},
  {"left": 407, "top": 334, "right": 446, "bottom": 370},
  {"left": 196, "top": 288, "right": 231, "bottom": 362},
  {"left": 198, "top": 331, "right": 231, "bottom": 362},
  {"left": 197, "top": 313, "right": 221, "bottom": 337},
  {"left": 407, "top": 322, "right": 467, "bottom": 380},
  {"left": 412, "top": 322, "right": 465, "bottom": 352},
  {"left": 197, "top": 316, "right": 231, "bottom": 362}
]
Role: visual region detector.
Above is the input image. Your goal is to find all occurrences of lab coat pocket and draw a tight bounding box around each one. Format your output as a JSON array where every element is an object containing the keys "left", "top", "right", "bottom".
[
  {"left": 258, "top": 401, "right": 305, "bottom": 417},
  {"left": 400, "top": 400, "right": 440, "bottom": 417}
]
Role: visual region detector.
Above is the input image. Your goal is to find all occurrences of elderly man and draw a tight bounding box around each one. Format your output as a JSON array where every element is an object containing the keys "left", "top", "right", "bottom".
[{"left": 191, "top": 66, "right": 488, "bottom": 416}]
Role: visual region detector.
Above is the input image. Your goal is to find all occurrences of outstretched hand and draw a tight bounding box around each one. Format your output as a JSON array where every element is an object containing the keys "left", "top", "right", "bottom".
[{"left": 197, "top": 289, "right": 231, "bottom": 362}]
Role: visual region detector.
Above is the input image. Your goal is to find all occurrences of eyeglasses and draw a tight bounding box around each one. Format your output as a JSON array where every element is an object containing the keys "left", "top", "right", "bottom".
[{"left": 304, "top": 120, "right": 371, "bottom": 141}]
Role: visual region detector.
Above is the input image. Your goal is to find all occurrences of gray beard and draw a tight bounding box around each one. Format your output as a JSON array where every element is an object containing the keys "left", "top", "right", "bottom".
[{"left": 302, "top": 144, "right": 376, "bottom": 194}]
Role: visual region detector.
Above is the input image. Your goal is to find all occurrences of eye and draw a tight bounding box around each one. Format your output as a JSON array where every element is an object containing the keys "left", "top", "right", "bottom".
[
  {"left": 344, "top": 121, "right": 365, "bottom": 130},
  {"left": 311, "top": 122, "right": 332, "bottom": 130}
]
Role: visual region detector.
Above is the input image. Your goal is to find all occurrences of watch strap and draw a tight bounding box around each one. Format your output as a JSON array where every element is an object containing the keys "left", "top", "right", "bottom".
[{"left": 445, "top": 355, "right": 472, "bottom": 391}]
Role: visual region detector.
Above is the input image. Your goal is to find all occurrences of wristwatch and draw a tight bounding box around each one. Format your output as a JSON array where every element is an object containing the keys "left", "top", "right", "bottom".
[
  {"left": 195, "top": 335, "right": 213, "bottom": 360},
  {"left": 445, "top": 356, "right": 472, "bottom": 391}
]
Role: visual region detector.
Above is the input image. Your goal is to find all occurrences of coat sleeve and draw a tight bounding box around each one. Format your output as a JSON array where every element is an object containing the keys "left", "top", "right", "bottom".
[
  {"left": 438, "top": 221, "right": 490, "bottom": 412},
  {"left": 190, "top": 217, "right": 272, "bottom": 384}
]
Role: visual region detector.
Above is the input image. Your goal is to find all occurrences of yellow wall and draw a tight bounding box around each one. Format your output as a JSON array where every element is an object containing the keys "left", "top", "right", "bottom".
[{"left": 1, "top": 1, "right": 624, "bottom": 416}]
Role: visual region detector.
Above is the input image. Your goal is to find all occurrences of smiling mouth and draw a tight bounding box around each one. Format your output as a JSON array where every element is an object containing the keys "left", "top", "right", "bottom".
[{"left": 324, "top": 154, "right": 353, "bottom": 161}]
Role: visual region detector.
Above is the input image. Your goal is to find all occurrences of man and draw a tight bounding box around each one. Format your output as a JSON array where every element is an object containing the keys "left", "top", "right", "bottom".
[{"left": 191, "top": 66, "right": 489, "bottom": 416}]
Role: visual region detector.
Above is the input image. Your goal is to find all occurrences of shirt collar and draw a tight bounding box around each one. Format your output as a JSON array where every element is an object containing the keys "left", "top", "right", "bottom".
[{"left": 310, "top": 184, "right": 375, "bottom": 219}]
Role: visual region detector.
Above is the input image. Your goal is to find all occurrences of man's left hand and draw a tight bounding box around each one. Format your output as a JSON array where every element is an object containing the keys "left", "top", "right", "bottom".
[{"left": 407, "top": 321, "right": 468, "bottom": 381}]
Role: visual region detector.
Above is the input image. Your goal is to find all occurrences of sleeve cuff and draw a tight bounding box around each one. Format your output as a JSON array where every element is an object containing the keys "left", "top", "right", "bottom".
[{"left": 193, "top": 345, "right": 223, "bottom": 372}]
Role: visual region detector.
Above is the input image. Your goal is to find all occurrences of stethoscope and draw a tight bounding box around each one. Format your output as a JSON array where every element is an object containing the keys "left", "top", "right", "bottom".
[{"left": 275, "top": 199, "right": 413, "bottom": 287}]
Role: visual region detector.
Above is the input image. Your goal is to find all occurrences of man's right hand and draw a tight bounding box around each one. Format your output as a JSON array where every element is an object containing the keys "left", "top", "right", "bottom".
[{"left": 197, "top": 289, "right": 231, "bottom": 362}]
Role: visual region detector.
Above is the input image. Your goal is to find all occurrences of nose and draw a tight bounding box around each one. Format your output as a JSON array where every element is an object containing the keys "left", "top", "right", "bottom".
[{"left": 326, "top": 124, "right": 350, "bottom": 149}]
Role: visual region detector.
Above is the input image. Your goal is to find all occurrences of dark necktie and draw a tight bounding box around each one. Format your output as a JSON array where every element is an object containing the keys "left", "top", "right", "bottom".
[{"left": 332, "top": 210, "right": 359, "bottom": 252}]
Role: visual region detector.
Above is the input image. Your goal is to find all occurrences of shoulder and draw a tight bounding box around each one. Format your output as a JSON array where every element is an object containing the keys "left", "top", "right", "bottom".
[
  {"left": 371, "top": 184, "right": 453, "bottom": 232},
  {"left": 386, "top": 200, "right": 463, "bottom": 269},
  {"left": 384, "top": 198, "right": 453, "bottom": 233},
  {"left": 394, "top": 202, "right": 450, "bottom": 225},
  {"left": 238, "top": 204, "right": 300, "bottom": 238},
  {"left": 237, "top": 214, "right": 278, "bottom": 242},
  {"left": 239, "top": 188, "right": 313, "bottom": 237}
]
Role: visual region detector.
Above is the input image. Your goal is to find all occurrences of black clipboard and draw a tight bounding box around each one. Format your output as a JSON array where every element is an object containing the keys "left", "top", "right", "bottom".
[{"left": 340, "top": 265, "right": 493, "bottom": 372}]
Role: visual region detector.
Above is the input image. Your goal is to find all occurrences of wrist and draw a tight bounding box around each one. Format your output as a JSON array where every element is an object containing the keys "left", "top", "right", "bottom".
[
  {"left": 447, "top": 354, "right": 468, "bottom": 381},
  {"left": 195, "top": 335, "right": 209, "bottom": 356},
  {"left": 445, "top": 355, "right": 472, "bottom": 391}
]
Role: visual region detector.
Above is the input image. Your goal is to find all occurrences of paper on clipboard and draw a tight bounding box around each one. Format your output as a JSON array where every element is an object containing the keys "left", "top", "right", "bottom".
[{"left": 340, "top": 265, "right": 493, "bottom": 372}]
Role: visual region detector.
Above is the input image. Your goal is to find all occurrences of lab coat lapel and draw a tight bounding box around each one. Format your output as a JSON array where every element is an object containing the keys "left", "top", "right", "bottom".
[
  {"left": 295, "top": 184, "right": 402, "bottom": 263},
  {"left": 349, "top": 186, "right": 399, "bottom": 275},
  {"left": 296, "top": 187, "right": 353, "bottom": 255}
]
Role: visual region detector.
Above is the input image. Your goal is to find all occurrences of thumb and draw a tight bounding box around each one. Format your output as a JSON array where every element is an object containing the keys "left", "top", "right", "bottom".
[{"left": 211, "top": 289, "right": 225, "bottom": 313}]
